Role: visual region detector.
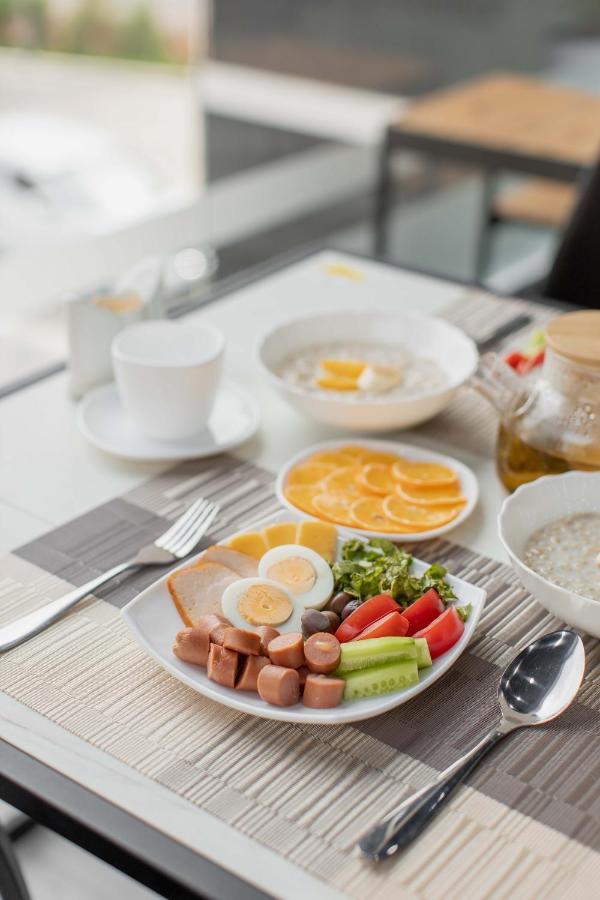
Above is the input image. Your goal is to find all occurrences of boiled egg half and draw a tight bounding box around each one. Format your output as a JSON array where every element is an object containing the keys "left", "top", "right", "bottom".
[
  {"left": 258, "top": 544, "right": 333, "bottom": 609},
  {"left": 221, "top": 577, "right": 302, "bottom": 634}
]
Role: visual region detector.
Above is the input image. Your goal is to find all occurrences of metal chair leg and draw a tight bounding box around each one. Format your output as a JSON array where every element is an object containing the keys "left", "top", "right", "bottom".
[
  {"left": 474, "top": 169, "right": 498, "bottom": 285},
  {"left": 373, "top": 127, "right": 394, "bottom": 259},
  {"left": 0, "top": 824, "right": 31, "bottom": 900}
]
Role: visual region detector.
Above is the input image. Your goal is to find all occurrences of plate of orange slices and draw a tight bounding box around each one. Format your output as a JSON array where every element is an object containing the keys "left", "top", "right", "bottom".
[{"left": 276, "top": 439, "right": 478, "bottom": 541}]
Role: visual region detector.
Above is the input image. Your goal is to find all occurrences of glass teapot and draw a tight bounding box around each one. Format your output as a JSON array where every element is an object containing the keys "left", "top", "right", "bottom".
[{"left": 471, "top": 310, "right": 600, "bottom": 491}]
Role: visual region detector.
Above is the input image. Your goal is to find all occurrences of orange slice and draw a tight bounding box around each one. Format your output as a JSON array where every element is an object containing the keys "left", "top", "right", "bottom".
[
  {"left": 356, "top": 463, "right": 395, "bottom": 496},
  {"left": 284, "top": 484, "right": 321, "bottom": 517},
  {"left": 316, "top": 374, "right": 358, "bottom": 392},
  {"left": 361, "top": 450, "right": 400, "bottom": 466},
  {"left": 286, "top": 462, "right": 334, "bottom": 486},
  {"left": 350, "top": 496, "right": 409, "bottom": 533},
  {"left": 383, "top": 494, "right": 463, "bottom": 529},
  {"left": 320, "top": 359, "right": 366, "bottom": 378},
  {"left": 391, "top": 459, "right": 458, "bottom": 489},
  {"left": 396, "top": 482, "right": 466, "bottom": 508},
  {"left": 338, "top": 445, "right": 370, "bottom": 462},
  {"left": 312, "top": 493, "right": 356, "bottom": 527},
  {"left": 308, "top": 450, "right": 356, "bottom": 468},
  {"left": 321, "top": 466, "right": 362, "bottom": 497}
]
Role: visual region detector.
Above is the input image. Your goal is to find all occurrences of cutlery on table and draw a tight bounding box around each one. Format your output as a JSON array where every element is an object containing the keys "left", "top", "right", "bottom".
[
  {"left": 0, "top": 498, "right": 219, "bottom": 653},
  {"left": 358, "top": 628, "right": 585, "bottom": 861},
  {"left": 474, "top": 313, "right": 532, "bottom": 354}
]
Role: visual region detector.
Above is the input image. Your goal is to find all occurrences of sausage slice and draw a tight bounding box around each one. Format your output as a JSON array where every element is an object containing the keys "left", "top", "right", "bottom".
[
  {"left": 236, "top": 655, "right": 270, "bottom": 691},
  {"left": 207, "top": 644, "right": 238, "bottom": 688},
  {"left": 255, "top": 625, "right": 280, "bottom": 656},
  {"left": 172, "top": 627, "right": 210, "bottom": 667},
  {"left": 302, "top": 674, "right": 345, "bottom": 708},
  {"left": 257, "top": 665, "right": 300, "bottom": 707},
  {"left": 268, "top": 633, "right": 305, "bottom": 669},
  {"left": 223, "top": 627, "right": 261, "bottom": 656},
  {"left": 304, "top": 632, "right": 341, "bottom": 674}
]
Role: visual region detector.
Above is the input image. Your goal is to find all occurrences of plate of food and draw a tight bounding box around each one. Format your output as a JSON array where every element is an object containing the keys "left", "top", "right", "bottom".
[
  {"left": 276, "top": 438, "right": 478, "bottom": 542},
  {"left": 122, "top": 509, "right": 485, "bottom": 724}
]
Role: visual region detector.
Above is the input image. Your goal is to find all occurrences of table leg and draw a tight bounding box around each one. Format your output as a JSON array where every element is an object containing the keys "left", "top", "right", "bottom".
[
  {"left": 474, "top": 169, "right": 498, "bottom": 285},
  {"left": 373, "top": 127, "right": 394, "bottom": 258},
  {"left": 0, "top": 825, "right": 31, "bottom": 900}
]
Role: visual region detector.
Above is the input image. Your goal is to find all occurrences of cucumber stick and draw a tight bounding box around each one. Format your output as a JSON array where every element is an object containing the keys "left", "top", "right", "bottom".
[
  {"left": 342, "top": 660, "right": 418, "bottom": 700},
  {"left": 414, "top": 637, "right": 432, "bottom": 669},
  {"left": 337, "top": 637, "right": 416, "bottom": 673}
]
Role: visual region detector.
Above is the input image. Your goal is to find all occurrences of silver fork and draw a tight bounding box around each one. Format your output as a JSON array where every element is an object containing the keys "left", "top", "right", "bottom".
[{"left": 0, "top": 498, "right": 219, "bottom": 653}]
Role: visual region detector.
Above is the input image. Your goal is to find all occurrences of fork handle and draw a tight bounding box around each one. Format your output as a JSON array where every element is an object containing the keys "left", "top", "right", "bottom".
[{"left": 0, "top": 560, "right": 137, "bottom": 652}]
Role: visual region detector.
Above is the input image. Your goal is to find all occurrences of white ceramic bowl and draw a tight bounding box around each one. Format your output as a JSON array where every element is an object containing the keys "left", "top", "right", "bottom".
[
  {"left": 277, "top": 437, "right": 479, "bottom": 542},
  {"left": 257, "top": 309, "right": 478, "bottom": 432},
  {"left": 498, "top": 471, "right": 600, "bottom": 637}
]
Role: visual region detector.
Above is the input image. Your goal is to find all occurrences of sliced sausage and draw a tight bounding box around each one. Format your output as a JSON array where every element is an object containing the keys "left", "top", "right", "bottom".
[
  {"left": 208, "top": 622, "right": 231, "bottom": 646},
  {"left": 255, "top": 625, "right": 280, "bottom": 656},
  {"left": 257, "top": 665, "right": 300, "bottom": 707},
  {"left": 223, "top": 627, "right": 261, "bottom": 656},
  {"left": 207, "top": 644, "right": 238, "bottom": 688},
  {"left": 268, "top": 633, "right": 305, "bottom": 669},
  {"left": 236, "top": 655, "right": 270, "bottom": 691},
  {"left": 304, "top": 632, "right": 341, "bottom": 674},
  {"left": 172, "top": 627, "right": 210, "bottom": 666},
  {"left": 302, "top": 674, "right": 345, "bottom": 708}
]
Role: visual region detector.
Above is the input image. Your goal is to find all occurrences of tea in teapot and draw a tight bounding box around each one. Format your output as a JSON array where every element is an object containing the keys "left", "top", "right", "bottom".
[{"left": 471, "top": 311, "right": 600, "bottom": 491}]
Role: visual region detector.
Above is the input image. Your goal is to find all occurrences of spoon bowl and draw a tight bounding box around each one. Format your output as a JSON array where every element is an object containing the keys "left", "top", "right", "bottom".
[{"left": 499, "top": 629, "right": 585, "bottom": 728}]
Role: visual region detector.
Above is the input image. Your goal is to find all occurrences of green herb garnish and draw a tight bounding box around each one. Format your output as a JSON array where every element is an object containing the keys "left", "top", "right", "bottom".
[{"left": 332, "top": 537, "right": 457, "bottom": 607}]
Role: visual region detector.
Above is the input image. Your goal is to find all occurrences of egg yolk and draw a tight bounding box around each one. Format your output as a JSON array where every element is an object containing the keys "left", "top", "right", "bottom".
[
  {"left": 238, "top": 584, "right": 293, "bottom": 626},
  {"left": 266, "top": 557, "right": 316, "bottom": 594}
]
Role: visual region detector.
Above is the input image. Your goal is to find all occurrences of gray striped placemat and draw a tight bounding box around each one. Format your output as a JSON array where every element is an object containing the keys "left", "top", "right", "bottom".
[{"left": 2, "top": 451, "right": 600, "bottom": 900}]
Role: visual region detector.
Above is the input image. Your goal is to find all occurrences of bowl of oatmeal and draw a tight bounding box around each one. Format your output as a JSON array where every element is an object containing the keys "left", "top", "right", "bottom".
[
  {"left": 498, "top": 471, "right": 600, "bottom": 636},
  {"left": 257, "top": 310, "right": 478, "bottom": 431}
]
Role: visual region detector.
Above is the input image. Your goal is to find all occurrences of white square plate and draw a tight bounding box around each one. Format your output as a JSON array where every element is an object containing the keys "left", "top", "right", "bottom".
[{"left": 122, "top": 510, "right": 486, "bottom": 724}]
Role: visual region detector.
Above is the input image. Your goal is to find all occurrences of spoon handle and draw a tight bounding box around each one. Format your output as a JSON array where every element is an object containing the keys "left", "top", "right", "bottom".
[{"left": 358, "top": 725, "right": 506, "bottom": 860}]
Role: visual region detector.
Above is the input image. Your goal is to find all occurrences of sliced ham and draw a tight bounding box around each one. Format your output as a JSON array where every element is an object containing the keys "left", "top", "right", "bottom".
[
  {"left": 168, "top": 561, "right": 239, "bottom": 626},
  {"left": 201, "top": 545, "right": 258, "bottom": 578}
]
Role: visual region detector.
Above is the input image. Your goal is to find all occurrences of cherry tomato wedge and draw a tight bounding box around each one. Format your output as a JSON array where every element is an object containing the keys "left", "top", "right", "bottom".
[
  {"left": 335, "top": 594, "right": 398, "bottom": 643},
  {"left": 516, "top": 350, "right": 545, "bottom": 375},
  {"left": 414, "top": 607, "right": 464, "bottom": 659},
  {"left": 353, "top": 610, "right": 409, "bottom": 641},
  {"left": 505, "top": 350, "right": 525, "bottom": 369},
  {"left": 402, "top": 588, "right": 445, "bottom": 636}
]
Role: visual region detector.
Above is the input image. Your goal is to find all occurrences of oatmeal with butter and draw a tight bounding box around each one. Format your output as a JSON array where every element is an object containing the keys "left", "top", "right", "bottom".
[
  {"left": 523, "top": 512, "right": 600, "bottom": 602},
  {"left": 279, "top": 341, "right": 448, "bottom": 399}
]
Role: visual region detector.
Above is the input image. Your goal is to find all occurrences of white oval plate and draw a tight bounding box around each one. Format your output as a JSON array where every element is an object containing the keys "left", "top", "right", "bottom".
[
  {"left": 122, "top": 508, "right": 486, "bottom": 725},
  {"left": 276, "top": 438, "right": 478, "bottom": 542}
]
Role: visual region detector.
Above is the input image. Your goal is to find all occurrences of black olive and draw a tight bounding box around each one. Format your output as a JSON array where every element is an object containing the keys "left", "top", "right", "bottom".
[
  {"left": 341, "top": 598, "right": 361, "bottom": 620},
  {"left": 322, "top": 610, "right": 340, "bottom": 631},
  {"left": 301, "top": 609, "right": 331, "bottom": 638},
  {"left": 327, "top": 591, "right": 352, "bottom": 616}
]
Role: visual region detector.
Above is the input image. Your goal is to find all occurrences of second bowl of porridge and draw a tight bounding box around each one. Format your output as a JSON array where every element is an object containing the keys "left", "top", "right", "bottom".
[
  {"left": 499, "top": 471, "right": 600, "bottom": 637},
  {"left": 257, "top": 310, "right": 478, "bottom": 431}
]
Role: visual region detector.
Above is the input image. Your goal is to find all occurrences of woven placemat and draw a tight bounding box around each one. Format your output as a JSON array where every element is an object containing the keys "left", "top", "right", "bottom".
[{"left": 2, "top": 450, "right": 600, "bottom": 900}]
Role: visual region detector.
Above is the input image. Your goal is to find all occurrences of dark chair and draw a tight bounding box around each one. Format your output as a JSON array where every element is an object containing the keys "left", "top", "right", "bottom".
[
  {"left": 0, "top": 825, "right": 30, "bottom": 900},
  {"left": 542, "top": 158, "right": 600, "bottom": 308}
]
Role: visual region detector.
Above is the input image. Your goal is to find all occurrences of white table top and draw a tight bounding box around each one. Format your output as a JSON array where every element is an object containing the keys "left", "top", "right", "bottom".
[{"left": 0, "top": 249, "right": 510, "bottom": 899}]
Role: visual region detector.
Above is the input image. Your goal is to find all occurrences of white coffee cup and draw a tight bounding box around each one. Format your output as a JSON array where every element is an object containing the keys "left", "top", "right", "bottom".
[{"left": 111, "top": 320, "right": 224, "bottom": 441}]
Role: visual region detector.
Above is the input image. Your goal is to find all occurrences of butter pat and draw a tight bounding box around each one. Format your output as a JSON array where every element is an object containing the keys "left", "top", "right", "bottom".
[{"left": 357, "top": 363, "right": 403, "bottom": 393}]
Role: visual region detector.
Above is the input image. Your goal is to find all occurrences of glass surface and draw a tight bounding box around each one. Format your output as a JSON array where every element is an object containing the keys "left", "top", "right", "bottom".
[{"left": 1, "top": 2, "right": 600, "bottom": 394}]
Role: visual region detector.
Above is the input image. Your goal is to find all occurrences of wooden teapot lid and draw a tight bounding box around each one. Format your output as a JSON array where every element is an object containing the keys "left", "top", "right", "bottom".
[{"left": 545, "top": 311, "right": 600, "bottom": 367}]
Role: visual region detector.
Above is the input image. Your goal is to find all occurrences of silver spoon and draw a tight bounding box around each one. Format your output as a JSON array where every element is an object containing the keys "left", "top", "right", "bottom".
[{"left": 359, "top": 628, "right": 585, "bottom": 861}]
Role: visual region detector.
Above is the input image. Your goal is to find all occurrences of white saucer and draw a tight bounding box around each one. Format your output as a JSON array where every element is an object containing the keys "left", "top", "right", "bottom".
[{"left": 77, "top": 380, "right": 260, "bottom": 461}]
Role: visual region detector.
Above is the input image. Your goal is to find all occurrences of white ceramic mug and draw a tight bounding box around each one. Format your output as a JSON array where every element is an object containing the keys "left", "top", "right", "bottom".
[{"left": 112, "top": 320, "right": 224, "bottom": 441}]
